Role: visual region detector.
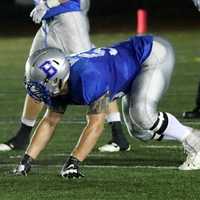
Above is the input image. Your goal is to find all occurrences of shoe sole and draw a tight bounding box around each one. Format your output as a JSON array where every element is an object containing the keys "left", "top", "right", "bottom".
[
  {"left": 98, "top": 145, "right": 131, "bottom": 152},
  {"left": 0, "top": 144, "right": 12, "bottom": 151}
]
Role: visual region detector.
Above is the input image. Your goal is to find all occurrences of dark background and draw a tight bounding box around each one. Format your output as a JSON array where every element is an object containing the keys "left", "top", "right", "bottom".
[
  {"left": 1, "top": 0, "right": 200, "bottom": 34},
  {"left": 1, "top": 0, "right": 199, "bottom": 18}
]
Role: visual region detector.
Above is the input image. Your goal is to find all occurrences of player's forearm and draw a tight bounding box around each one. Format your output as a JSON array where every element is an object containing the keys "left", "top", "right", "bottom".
[
  {"left": 26, "top": 113, "right": 61, "bottom": 159},
  {"left": 71, "top": 115, "right": 105, "bottom": 161}
]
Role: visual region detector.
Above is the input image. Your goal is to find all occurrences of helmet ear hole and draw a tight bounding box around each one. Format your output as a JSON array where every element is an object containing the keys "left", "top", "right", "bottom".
[
  {"left": 58, "top": 79, "right": 63, "bottom": 90},
  {"left": 52, "top": 59, "right": 59, "bottom": 65}
]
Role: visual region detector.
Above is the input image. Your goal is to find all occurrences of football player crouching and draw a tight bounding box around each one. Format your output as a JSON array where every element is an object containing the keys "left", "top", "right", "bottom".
[{"left": 13, "top": 35, "right": 200, "bottom": 178}]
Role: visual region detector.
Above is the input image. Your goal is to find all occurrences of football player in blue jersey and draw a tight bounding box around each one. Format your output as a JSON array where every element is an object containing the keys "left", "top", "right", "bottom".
[
  {"left": 0, "top": 0, "right": 130, "bottom": 152},
  {"left": 182, "top": 0, "right": 200, "bottom": 119},
  {"left": 13, "top": 34, "right": 200, "bottom": 178}
]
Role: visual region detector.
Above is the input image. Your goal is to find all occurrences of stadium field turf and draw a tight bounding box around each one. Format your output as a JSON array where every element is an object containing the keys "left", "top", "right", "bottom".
[{"left": 1, "top": 30, "right": 200, "bottom": 200}]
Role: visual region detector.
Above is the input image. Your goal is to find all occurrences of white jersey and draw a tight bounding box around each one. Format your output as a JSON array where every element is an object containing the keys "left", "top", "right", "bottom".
[{"left": 30, "top": 0, "right": 92, "bottom": 55}]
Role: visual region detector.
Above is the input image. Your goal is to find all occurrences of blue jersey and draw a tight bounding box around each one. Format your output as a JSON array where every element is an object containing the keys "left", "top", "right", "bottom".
[
  {"left": 49, "top": 35, "right": 153, "bottom": 113},
  {"left": 64, "top": 35, "right": 153, "bottom": 106},
  {"left": 33, "top": 0, "right": 80, "bottom": 20}
]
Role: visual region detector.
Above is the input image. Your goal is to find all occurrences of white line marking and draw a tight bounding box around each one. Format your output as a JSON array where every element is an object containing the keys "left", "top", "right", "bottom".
[
  {"left": 7, "top": 143, "right": 183, "bottom": 160},
  {"left": 0, "top": 120, "right": 86, "bottom": 125},
  {"left": 0, "top": 163, "right": 177, "bottom": 170},
  {"left": 143, "top": 145, "right": 182, "bottom": 149},
  {"left": 0, "top": 120, "right": 200, "bottom": 126},
  {"left": 83, "top": 165, "right": 177, "bottom": 170},
  {"left": 0, "top": 117, "right": 200, "bottom": 125},
  {"left": 8, "top": 144, "right": 183, "bottom": 160},
  {"left": 8, "top": 153, "right": 116, "bottom": 159}
]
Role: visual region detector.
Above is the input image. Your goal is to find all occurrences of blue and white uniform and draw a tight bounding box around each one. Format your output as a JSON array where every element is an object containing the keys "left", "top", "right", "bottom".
[
  {"left": 67, "top": 35, "right": 153, "bottom": 105},
  {"left": 49, "top": 35, "right": 175, "bottom": 141},
  {"left": 50, "top": 35, "right": 152, "bottom": 110}
]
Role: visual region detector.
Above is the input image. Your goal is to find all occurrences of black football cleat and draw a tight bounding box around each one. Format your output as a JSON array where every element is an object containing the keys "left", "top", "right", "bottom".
[
  {"left": 0, "top": 123, "right": 32, "bottom": 151},
  {"left": 0, "top": 136, "right": 29, "bottom": 151}
]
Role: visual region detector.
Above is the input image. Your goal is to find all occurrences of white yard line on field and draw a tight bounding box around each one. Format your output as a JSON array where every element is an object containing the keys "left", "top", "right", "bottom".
[
  {"left": 8, "top": 143, "right": 182, "bottom": 160},
  {"left": 0, "top": 119, "right": 200, "bottom": 126},
  {"left": 0, "top": 163, "right": 177, "bottom": 170},
  {"left": 143, "top": 145, "right": 182, "bottom": 149}
]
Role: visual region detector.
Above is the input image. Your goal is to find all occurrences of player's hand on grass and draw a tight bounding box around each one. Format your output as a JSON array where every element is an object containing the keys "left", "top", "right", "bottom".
[
  {"left": 13, "top": 163, "right": 31, "bottom": 176},
  {"left": 60, "top": 156, "right": 84, "bottom": 179},
  {"left": 30, "top": 1, "right": 48, "bottom": 24},
  {"left": 193, "top": 0, "right": 200, "bottom": 11},
  {"left": 13, "top": 154, "right": 33, "bottom": 176}
]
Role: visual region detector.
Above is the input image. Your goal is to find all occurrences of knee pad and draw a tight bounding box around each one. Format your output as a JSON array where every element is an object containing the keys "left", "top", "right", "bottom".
[
  {"left": 122, "top": 96, "right": 155, "bottom": 141},
  {"left": 129, "top": 99, "right": 158, "bottom": 132}
]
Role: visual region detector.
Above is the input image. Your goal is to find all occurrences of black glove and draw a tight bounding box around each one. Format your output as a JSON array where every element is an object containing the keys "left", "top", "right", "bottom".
[
  {"left": 60, "top": 156, "right": 84, "bottom": 179},
  {"left": 13, "top": 154, "right": 32, "bottom": 176}
]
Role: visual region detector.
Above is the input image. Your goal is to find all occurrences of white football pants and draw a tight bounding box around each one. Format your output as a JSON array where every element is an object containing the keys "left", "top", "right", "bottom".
[
  {"left": 29, "top": 11, "right": 92, "bottom": 56},
  {"left": 122, "top": 37, "right": 175, "bottom": 141}
]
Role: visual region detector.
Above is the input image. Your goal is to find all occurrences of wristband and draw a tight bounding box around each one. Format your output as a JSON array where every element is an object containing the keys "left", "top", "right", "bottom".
[
  {"left": 68, "top": 156, "right": 81, "bottom": 166},
  {"left": 21, "top": 154, "right": 33, "bottom": 165}
]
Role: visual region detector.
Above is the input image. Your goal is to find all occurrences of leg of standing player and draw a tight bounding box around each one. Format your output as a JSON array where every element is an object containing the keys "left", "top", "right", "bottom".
[
  {"left": 98, "top": 101, "right": 130, "bottom": 152},
  {"left": 1, "top": 96, "right": 44, "bottom": 150},
  {"left": 182, "top": 81, "right": 200, "bottom": 119},
  {"left": 182, "top": 0, "right": 200, "bottom": 119}
]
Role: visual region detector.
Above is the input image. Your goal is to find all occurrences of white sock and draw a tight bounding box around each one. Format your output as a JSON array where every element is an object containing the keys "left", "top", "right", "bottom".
[
  {"left": 21, "top": 117, "right": 36, "bottom": 127},
  {"left": 106, "top": 112, "right": 121, "bottom": 123},
  {"left": 163, "top": 113, "right": 192, "bottom": 142}
]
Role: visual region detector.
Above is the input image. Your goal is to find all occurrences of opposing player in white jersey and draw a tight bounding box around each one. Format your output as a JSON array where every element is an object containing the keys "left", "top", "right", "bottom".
[
  {"left": 13, "top": 35, "right": 200, "bottom": 178},
  {"left": 0, "top": 0, "right": 130, "bottom": 152}
]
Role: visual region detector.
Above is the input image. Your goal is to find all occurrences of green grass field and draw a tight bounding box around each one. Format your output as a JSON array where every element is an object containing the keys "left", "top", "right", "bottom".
[{"left": 1, "top": 29, "right": 200, "bottom": 200}]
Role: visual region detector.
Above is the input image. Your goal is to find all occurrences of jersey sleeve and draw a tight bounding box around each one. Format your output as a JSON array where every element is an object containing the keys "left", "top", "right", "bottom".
[{"left": 129, "top": 35, "right": 153, "bottom": 64}]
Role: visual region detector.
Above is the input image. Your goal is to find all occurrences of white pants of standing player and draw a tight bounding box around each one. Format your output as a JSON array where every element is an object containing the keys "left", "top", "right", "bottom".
[{"left": 29, "top": 11, "right": 92, "bottom": 56}]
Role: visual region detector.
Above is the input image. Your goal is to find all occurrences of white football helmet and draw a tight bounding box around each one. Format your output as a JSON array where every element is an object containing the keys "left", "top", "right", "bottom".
[{"left": 24, "top": 47, "right": 70, "bottom": 105}]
